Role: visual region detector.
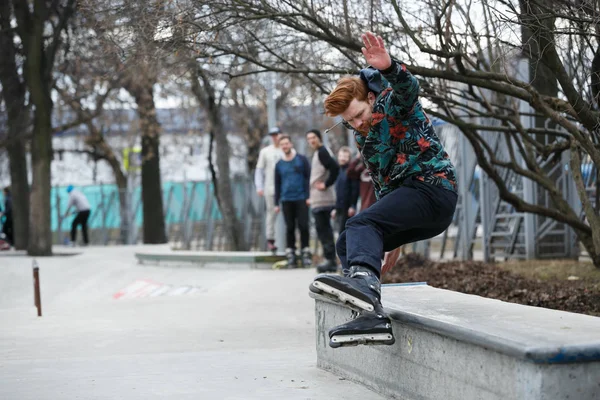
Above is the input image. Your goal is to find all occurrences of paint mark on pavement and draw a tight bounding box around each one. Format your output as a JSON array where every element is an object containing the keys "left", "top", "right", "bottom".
[{"left": 113, "top": 279, "right": 205, "bottom": 299}]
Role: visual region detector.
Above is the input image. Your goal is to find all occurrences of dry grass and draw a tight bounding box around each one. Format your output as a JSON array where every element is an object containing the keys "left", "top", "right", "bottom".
[{"left": 498, "top": 259, "right": 600, "bottom": 286}]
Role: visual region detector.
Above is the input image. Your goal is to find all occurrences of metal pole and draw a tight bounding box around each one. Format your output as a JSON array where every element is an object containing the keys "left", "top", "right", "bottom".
[
  {"left": 32, "top": 260, "right": 42, "bottom": 317},
  {"left": 459, "top": 132, "right": 471, "bottom": 260},
  {"left": 56, "top": 190, "right": 63, "bottom": 245},
  {"left": 267, "top": 72, "right": 286, "bottom": 254},
  {"left": 267, "top": 73, "right": 277, "bottom": 131},
  {"left": 480, "top": 168, "right": 491, "bottom": 262},
  {"left": 127, "top": 173, "right": 134, "bottom": 245},
  {"left": 518, "top": 58, "right": 536, "bottom": 259},
  {"left": 565, "top": 150, "right": 581, "bottom": 259}
]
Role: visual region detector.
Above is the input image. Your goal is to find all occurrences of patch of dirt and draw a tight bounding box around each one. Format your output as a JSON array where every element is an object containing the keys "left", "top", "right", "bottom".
[{"left": 382, "top": 253, "right": 600, "bottom": 317}]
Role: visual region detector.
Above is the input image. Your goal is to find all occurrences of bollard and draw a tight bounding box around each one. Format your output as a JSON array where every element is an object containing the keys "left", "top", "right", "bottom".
[{"left": 32, "top": 260, "right": 42, "bottom": 317}]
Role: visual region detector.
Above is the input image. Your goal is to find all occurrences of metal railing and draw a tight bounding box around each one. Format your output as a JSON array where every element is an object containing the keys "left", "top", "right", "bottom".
[{"left": 52, "top": 178, "right": 267, "bottom": 251}]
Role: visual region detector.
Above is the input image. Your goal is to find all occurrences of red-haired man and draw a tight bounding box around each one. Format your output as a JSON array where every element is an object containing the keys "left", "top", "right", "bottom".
[{"left": 310, "top": 32, "right": 458, "bottom": 348}]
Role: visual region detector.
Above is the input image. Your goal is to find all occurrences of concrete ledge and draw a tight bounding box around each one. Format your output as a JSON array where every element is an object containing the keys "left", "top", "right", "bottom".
[
  {"left": 313, "top": 284, "right": 600, "bottom": 400},
  {"left": 135, "top": 250, "right": 285, "bottom": 269}
]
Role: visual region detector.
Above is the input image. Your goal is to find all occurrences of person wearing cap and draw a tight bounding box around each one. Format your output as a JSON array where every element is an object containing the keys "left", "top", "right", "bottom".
[
  {"left": 254, "top": 127, "right": 283, "bottom": 252},
  {"left": 309, "top": 31, "right": 458, "bottom": 347},
  {"left": 305, "top": 128, "right": 340, "bottom": 273},
  {"left": 63, "top": 185, "right": 91, "bottom": 246}
]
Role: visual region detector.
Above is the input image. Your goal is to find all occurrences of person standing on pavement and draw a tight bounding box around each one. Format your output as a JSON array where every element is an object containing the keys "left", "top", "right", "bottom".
[
  {"left": 274, "top": 135, "right": 312, "bottom": 268},
  {"left": 255, "top": 127, "right": 283, "bottom": 253},
  {"left": 306, "top": 129, "right": 340, "bottom": 273},
  {"left": 346, "top": 153, "right": 377, "bottom": 211},
  {"left": 0, "top": 187, "right": 13, "bottom": 247},
  {"left": 332, "top": 146, "right": 359, "bottom": 236},
  {"left": 64, "top": 185, "right": 91, "bottom": 246}
]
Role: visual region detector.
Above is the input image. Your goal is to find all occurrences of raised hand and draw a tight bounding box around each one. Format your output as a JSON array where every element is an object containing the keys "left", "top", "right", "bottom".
[{"left": 361, "top": 31, "right": 392, "bottom": 71}]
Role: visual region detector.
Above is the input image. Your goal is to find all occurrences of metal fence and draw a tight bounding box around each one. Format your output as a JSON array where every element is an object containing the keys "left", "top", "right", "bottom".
[
  {"left": 429, "top": 58, "right": 584, "bottom": 262},
  {"left": 52, "top": 178, "right": 268, "bottom": 251}
]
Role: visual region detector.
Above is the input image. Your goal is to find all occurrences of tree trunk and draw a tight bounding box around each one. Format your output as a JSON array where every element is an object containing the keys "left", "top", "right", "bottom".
[
  {"left": 211, "top": 125, "right": 249, "bottom": 251},
  {"left": 576, "top": 228, "right": 600, "bottom": 268},
  {"left": 1, "top": 90, "right": 30, "bottom": 251},
  {"left": 24, "top": 15, "right": 54, "bottom": 256},
  {"left": 520, "top": 0, "right": 568, "bottom": 258},
  {"left": 106, "top": 150, "right": 129, "bottom": 245},
  {"left": 28, "top": 108, "right": 53, "bottom": 256},
  {"left": 131, "top": 84, "right": 167, "bottom": 244},
  {"left": 140, "top": 134, "right": 166, "bottom": 243},
  {"left": 245, "top": 126, "right": 263, "bottom": 174},
  {"left": 192, "top": 68, "right": 249, "bottom": 251},
  {"left": 87, "top": 129, "right": 128, "bottom": 244},
  {"left": 6, "top": 139, "right": 29, "bottom": 249},
  {"left": 8, "top": 0, "right": 74, "bottom": 255},
  {"left": 0, "top": 0, "right": 29, "bottom": 250}
]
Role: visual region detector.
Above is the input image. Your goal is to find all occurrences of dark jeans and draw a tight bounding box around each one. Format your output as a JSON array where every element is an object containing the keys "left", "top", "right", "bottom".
[
  {"left": 336, "top": 177, "right": 457, "bottom": 276},
  {"left": 313, "top": 207, "right": 336, "bottom": 261},
  {"left": 2, "top": 217, "right": 13, "bottom": 246},
  {"left": 281, "top": 200, "right": 309, "bottom": 250},
  {"left": 71, "top": 210, "right": 91, "bottom": 244}
]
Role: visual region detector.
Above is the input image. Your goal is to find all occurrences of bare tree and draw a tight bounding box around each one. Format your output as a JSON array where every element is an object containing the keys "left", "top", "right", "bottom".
[
  {"left": 227, "top": 67, "right": 321, "bottom": 172},
  {"left": 155, "top": 9, "right": 316, "bottom": 250},
  {"left": 187, "top": 61, "right": 246, "bottom": 250},
  {"left": 83, "top": 0, "right": 170, "bottom": 244},
  {"left": 226, "top": 67, "right": 270, "bottom": 173},
  {"left": 0, "top": 1, "right": 30, "bottom": 250},
  {"left": 53, "top": 75, "right": 131, "bottom": 242},
  {"left": 174, "top": 0, "right": 600, "bottom": 266},
  {"left": 0, "top": 0, "right": 77, "bottom": 255}
]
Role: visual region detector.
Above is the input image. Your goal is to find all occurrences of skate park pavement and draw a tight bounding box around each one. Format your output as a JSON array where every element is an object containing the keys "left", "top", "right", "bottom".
[{"left": 0, "top": 245, "right": 385, "bottom": 400}]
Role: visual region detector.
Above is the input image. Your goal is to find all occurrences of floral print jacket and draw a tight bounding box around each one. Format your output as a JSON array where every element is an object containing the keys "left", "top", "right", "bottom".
[{"left": 354, "top": 61, "right": 457, "bottom": 200}]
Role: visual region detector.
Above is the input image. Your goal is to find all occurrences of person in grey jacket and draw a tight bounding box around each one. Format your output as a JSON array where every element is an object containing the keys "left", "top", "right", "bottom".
[
  {"left": 254, "top": 127, "right": 283, "bottom": 253},
  {"left": 306, "top": 129, "right": 340, "bottom": 273}
]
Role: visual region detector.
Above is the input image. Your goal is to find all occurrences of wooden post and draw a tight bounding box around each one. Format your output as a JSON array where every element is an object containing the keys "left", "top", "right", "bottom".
[{"left": 32, "top": 260, "right": 42, "bottom": 317}]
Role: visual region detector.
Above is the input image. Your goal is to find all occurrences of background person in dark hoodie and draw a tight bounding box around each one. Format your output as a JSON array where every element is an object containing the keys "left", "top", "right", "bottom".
[
  {"left": 306, "top": 129, "right": 340, "bottom": 273},
  {"left": 331, "top": 146, "right": 359, "bottom": 235},
  {"left": 346, "top": 153, "right": 377, "bottom": 211},
  {"left": 274, "top": 135, "right": 312, "bottom": 268}
]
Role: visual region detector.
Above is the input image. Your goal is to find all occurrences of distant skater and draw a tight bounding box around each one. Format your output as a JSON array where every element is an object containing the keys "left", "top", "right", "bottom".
[{"left": 64, "top": 185, "right": 92, "bottom": 246}]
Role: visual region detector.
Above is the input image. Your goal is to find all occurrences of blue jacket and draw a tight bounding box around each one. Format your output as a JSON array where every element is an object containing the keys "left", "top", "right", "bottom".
[{"left": 274, "top": 154, "right": 310, "bottom": 204}]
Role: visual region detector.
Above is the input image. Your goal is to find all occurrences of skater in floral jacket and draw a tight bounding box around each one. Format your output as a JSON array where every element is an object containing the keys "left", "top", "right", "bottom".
[{"left": 310, "top": 31, "right": 458, "bottom": 348}]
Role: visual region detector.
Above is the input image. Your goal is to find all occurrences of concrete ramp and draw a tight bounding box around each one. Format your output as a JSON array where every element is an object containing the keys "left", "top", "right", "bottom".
[
  {"left": 135, "top": 250, "right": 285, "bottom": 269},
  {"left": 312, "top": 284, "right": 600, "bottom": 400}
]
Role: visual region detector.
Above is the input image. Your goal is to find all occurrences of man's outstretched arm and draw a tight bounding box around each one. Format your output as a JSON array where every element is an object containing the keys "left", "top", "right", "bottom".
[
  {"left": 380, "top": 60, "right": 420, "bottom": 110},
  {"left": 360, "top": 31, "right": 419, "bottom": 110}
]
